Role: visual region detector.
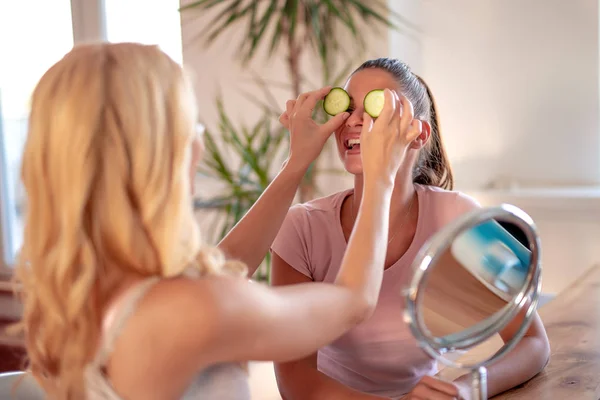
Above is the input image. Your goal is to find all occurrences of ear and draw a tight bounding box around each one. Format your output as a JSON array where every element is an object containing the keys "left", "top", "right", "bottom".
[{"left": 409, "top": 120, "right": 431, "bottom": 150}]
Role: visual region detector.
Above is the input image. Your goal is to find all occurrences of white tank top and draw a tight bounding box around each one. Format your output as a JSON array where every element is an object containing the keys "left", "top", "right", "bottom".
[{"left": 84, "top": 277, "right": 250, "bottom": 399}]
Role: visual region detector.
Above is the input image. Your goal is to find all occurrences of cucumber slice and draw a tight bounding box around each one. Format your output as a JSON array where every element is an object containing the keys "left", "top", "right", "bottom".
[
  {"left": 364, "top": 89, "right": 385, "bottom": 118},
  {"left": 323, "top": 87, "right": 350, "bottom": 116}
]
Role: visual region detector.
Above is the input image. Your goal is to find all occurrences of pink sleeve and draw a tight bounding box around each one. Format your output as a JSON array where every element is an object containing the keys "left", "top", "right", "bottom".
[
  {"left": 453, "top": 191, "right": 482, "bottom": 215},
  {"left": 271, "top": 205, "right": 313, "bottom": 279},
  {"left": 439, "top": 191, "right": 482, "bottom": 225}
]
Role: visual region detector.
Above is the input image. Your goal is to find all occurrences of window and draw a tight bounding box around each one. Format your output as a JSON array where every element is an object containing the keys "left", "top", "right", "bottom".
[
  {"left": 0, "top": 0, "right": 184, "bottom": 273},
  {"left": 104, "top": 0, "right": 183, "bottom": 65},
  {"left": 0, "top": 0, "right": 74, "bottom": 269}
]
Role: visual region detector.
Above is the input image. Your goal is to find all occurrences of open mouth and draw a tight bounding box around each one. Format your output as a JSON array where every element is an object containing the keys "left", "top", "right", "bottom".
[{"left": 344, "top": 138, "right": 361, "bottom": 151}]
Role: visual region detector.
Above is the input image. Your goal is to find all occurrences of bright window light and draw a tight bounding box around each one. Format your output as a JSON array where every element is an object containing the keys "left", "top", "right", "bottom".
[{"left": 104, "top": 0, "right": 183, "bottom": 65}]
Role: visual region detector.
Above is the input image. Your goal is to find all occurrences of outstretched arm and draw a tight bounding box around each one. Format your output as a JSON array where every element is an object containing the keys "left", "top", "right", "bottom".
[
  {"left": 217, "top": 86, "right": 350, "bottom": 276},
  {"left": 217, "top": 161, "right": 307, "bottom": 276},
  {"left": 272, "top": 254, "right": 390, "bottom": 400}
]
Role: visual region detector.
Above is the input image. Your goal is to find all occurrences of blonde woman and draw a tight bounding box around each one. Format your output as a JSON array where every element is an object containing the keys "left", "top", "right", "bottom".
[{"left": 14, "top": 42, "right": 423, "bottom": 399}]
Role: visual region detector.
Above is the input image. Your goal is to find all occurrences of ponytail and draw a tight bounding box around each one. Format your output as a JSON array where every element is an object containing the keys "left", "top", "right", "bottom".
[{"left": 412, "top": 75, "right": 454, "bottom": 190}]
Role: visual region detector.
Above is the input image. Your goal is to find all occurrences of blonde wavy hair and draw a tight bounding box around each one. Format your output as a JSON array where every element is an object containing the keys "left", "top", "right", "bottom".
[{"left": 12, "top": 42, "right": 245, "bottom": 399}]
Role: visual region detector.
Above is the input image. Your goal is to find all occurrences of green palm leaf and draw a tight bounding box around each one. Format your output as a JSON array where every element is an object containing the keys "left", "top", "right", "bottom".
[
  {"left": 181, "top": 0, "right": 404, "bottom": 66},
  {"left": 181, "top": 0, "right": 408, "bottom": 280},
  {"left": 195, "top": 96, "right": 287, "bottom": 242}
]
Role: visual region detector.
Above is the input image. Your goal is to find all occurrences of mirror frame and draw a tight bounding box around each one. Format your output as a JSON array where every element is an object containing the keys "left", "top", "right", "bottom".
[{"left": 403, "top": 204, "right": 542, "bottom": 370}]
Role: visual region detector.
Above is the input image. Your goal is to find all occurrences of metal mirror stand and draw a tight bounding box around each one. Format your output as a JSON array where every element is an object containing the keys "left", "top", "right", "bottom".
[{"left": 404, "top": 204, "right": 542, "bottom": 400}]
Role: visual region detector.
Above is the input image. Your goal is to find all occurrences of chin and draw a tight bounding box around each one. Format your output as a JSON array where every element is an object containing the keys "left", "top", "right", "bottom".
[
  {"left": 337, "top": 145, "right": 363, "bottom": 176},
  {"left": 343, "top": 160, "right": 364, "bottom": 176}
]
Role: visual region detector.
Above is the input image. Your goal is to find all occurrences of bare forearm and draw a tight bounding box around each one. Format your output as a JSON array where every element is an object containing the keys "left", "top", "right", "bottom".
[
  {"left": 218, "top": 161, "right": 306, "bottom": 276},
  {"left": 336, "top": 180, "right": 393, "bottom": 303},
  {"left": 277, "top": 184, "right": 394, "bottom": 398},
  {"left": 278, "top": 365, "right": 389, "bottom": 400},
  {"left": 454, "top": 336, "right": 550, "bottom": 397}
]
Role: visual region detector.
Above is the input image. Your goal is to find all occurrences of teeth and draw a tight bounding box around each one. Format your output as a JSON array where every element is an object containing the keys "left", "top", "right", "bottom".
[{"left": 348, "top": 139, "right": 360, "bottom": 146}]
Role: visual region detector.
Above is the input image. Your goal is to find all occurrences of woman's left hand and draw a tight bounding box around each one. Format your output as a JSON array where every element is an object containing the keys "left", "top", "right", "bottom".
[{"left": 401, "top": 376, "right": 471, "bottom": 400}]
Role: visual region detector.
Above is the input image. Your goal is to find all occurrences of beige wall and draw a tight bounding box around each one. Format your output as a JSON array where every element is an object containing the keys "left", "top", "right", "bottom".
[
  {"left": 413, "top": 0, "right": 599, "bottom": 190},
  {"left": 389, "top": 0, "right": 600, "bottom": 294}
]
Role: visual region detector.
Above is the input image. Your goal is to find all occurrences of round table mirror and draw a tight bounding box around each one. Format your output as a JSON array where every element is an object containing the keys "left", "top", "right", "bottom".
[{"left": 403, "top": 204, "right": 542, "bottom": 400}]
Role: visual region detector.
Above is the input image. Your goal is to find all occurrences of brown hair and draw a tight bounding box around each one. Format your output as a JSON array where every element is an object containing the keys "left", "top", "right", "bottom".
[{"left": 353, "top": 58, "right": 454, "bottom": 190}]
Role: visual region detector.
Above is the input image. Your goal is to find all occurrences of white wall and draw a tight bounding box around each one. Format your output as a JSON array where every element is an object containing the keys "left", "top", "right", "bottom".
[
  {"left": 388, "top": 0, "right": 423, "bottom": 72},
  {"left": 467, "top": 189, "right": 600, "bottom": 295},
  {"left": 391, "top": 0, "right": 600, "bottom": 190},
  {"left": 389, "top": 0, "right": 600, "bottom": 294}
]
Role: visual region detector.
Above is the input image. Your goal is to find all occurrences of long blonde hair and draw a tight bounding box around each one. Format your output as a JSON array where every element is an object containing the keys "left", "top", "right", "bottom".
[{"left": 13, "top": 42, "right": 244, "bottom": 399}]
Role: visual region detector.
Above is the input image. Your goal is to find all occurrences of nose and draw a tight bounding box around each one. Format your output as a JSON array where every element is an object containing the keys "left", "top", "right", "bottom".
[{"left": 345, "top": 109, "right": 363, "bottom": 128}]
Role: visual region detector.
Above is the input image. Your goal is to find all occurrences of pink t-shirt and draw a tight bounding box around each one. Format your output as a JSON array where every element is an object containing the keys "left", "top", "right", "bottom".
[{"left": 271, "top": 184, "right": 480, "bottom": 399}]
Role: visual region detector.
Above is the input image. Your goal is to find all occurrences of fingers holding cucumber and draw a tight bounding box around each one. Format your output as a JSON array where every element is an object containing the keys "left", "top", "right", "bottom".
[
  {"left": 398, "top": 93, "right": 416, "bottom": 141},
  {"left": 373, "top": 88, "right": 399, "bottom": 126},
  {"left": 286, "top": 99, "right": 296, "bottom": 116},
  {"left": 359, "top": 88, "right": 423, "bottom": 184},
  {"left": 282, "top": 87, "right": 351, "bottom": 135},
  {"left": 295, "top": 86, "right": 338, "bottom": 119},
  {"left": 278, "top": 99, "right": 296, "bottom": 130},
  {"left": 363, "top": 89, "right": 386, "bottom": 118},
  {"left": 280, "top": 87, "right": 351, "bottom": 171},
  {"left": 371, "top": 89, "right": 420, "bottom": 145}
]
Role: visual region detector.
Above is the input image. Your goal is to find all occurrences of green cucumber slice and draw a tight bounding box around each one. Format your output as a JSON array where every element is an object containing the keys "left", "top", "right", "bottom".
[
  {"left": 364, "top": 89, "right": 385, "bottom": 118},
  {"left": 323, "top": 87, "right": 350, "bottom": 116}
]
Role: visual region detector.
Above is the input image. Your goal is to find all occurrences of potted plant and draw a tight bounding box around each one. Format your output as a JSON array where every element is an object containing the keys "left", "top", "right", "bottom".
[
  {"left": 182, "top": 0, "right": 409, "bottom": 281},
  {"left": 194, "top": 98, "right": 287, "bottom": 281},
  {"left": 180, "top": 0, "right": 407, "bottom": 201}
]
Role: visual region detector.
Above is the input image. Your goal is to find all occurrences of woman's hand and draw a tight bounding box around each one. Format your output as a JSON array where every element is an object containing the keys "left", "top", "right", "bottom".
[
  {"left": 279, "top": 86, "right": 350, "bottom": 171},
  {"left": 401, "top": 376, "right": 471, "bottom": 400},
  {"left": 359, "top": 88, "right": 423, "bottom": 185}
]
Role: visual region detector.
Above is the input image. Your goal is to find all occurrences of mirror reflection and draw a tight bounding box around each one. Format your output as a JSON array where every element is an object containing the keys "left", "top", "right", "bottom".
[{"left": 419, "top": 218, "right": 533, "bottom": 343}]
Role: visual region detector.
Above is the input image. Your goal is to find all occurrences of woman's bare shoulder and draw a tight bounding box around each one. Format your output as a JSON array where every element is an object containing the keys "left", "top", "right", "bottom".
[{"left": 106, "top": 276, "right": 243, "bottom": 386}]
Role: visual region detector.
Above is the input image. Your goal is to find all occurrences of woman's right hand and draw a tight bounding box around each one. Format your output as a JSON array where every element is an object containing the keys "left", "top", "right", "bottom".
[
  {"left": 359, "top": 88, "right": 423, "bottom": 185},
  {"left": 279, "top": 87, "right": 350, "bottom": 171}
]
